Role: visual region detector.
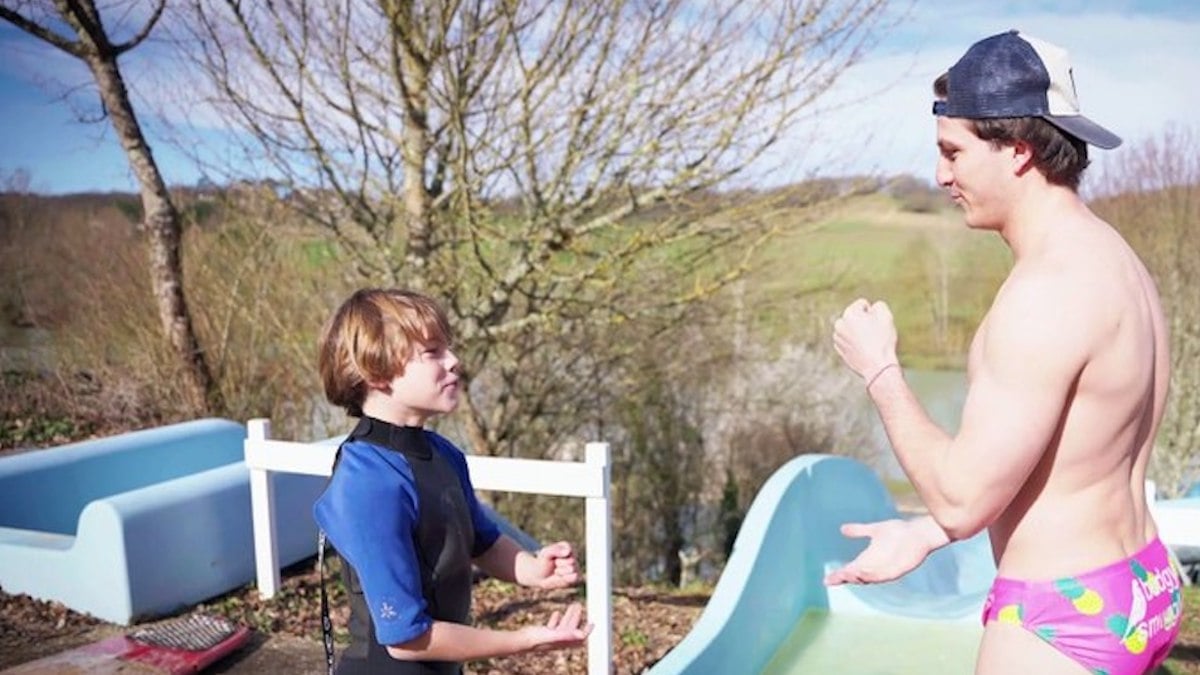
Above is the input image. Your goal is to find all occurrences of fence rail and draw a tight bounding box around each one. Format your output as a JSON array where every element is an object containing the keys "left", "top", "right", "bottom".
[{"left": 243, "top": 418, "right": 613, "bottom": 675}]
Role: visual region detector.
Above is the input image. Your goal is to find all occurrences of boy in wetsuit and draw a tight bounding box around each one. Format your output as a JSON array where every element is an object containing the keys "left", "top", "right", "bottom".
[
  {"left": 314, "top": 288, "right": 591, "bottom": 674},
  {"left": 827, "top": 31, "right": 1183, "bottom": 674}
]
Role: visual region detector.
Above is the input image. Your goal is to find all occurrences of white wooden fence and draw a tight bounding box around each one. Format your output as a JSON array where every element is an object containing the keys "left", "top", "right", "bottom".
[
  {"left": 1147, "top": 480, "right": 1200, "bottom": 584},
  {"left": 243, "top": 418, "right": 613, "bottom": 675}
]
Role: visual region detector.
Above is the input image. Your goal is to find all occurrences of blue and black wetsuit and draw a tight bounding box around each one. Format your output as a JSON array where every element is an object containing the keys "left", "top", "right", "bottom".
[{"left": 314, "top": 416, "right": 500, "bottom": 674}]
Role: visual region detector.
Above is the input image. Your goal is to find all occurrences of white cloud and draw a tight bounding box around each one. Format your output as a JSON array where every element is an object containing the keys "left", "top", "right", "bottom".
[{"left": 763, "top": 5, "right": 1200, "bottom": 185}]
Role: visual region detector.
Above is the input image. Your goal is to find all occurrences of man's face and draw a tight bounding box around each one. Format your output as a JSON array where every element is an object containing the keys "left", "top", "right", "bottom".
[{"left": 934, "top": 117, "right": 1015, "bottom": 230}]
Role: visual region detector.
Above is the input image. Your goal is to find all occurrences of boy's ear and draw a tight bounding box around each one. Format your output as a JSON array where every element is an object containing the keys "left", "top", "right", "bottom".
[
  {"left": 365, "top": 379, "right": 393, "bottom": 395},
  {"left": 366, "top": 365, "right": 406, "bottom": 394}
]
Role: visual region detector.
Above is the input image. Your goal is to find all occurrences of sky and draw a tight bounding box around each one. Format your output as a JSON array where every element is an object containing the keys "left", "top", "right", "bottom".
[
  {"left": 0, "top": 1, "right": 1197, "bottom": 195},
  {"left": 774, "top": 0, "right": 1200, "bottom": 185}
]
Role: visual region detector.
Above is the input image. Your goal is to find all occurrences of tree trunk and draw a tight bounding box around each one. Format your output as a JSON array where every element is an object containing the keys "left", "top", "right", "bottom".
[
  {"left": 78, "top": 24, "right": 217, "bottom": 412},
  {"left": 0, "top": 0, "right": 221, "bottom": 412},
  {"left": 390, "top": 0, "right": 434, "bottom": 289}
]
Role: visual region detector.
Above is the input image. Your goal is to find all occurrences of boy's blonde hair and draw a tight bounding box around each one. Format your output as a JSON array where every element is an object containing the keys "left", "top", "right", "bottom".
[{"left": 318, "top": 288, "right": 453, "bottom": 416}]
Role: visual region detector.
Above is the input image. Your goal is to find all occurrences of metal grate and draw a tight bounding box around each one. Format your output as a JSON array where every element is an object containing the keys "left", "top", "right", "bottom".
[{"left": 128, "top": 614, "right": 238, "bottom": 652}]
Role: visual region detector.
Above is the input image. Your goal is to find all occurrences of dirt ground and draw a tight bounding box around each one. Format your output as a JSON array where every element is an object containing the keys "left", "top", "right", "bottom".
[
  {"left": 1, "top": 567, "right": 708, "bottom": 675},
  {"left": 0, "top": 619, "right": 326, "bottom": 674}
]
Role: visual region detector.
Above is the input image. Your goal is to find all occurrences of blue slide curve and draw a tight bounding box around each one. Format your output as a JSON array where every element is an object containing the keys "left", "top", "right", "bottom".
[{"left": 649, "top": 455, "right": 996, "bottom": 674}]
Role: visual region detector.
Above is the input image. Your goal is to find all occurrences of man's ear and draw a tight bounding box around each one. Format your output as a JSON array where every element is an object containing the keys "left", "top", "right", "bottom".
[{"left": 1011, "top": 140, "right": 1036, "bottom": 176}]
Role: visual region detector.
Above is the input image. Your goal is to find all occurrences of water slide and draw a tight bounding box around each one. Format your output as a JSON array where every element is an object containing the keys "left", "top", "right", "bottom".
[{"left": 648, "top": 455, "right": 996, "bottom": 674}]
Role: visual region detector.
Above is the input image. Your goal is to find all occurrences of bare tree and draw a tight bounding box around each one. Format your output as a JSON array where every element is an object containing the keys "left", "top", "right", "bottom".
[
  {"left": 611, "top": 372, "right": 707, "bottom": 586},
  {"left": 600, "top": 295, "right": 874, "bottom": 581},
  {"left": 902, "top": 229, "right": 953, "bottom": 356},
  {"left": 0, "top": 0, "right": 218, "bottom": 412},
  {"left": 176, "top": 0, "right": 892, "bottom": 455},
  {"left": 1094, "top": 126, "right": 1200, "bottom": 497}
]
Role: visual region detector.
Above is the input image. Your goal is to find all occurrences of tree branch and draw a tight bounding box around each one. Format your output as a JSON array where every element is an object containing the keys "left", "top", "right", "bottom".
[{"left": 0, "top": 6, "right": 84, "bottom": 56}]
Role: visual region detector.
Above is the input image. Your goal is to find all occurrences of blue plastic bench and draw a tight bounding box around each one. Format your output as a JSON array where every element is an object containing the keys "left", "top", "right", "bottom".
[{"left": 0, "top": 419, "right": 326, "bottom": 623}]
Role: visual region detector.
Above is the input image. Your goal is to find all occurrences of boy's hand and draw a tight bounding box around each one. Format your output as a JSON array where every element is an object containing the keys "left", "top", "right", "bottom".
[
  {"left": 520, "top": 541, "right": 582, "bottom": 589},
  {"left": 521, "top": 602, "right": 592, "bottom": 652}
]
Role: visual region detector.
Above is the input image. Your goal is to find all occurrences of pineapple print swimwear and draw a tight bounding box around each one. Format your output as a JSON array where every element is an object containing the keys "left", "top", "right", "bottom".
[{"left": 982, "top": 538, "right": 1183, "bottom": 675}]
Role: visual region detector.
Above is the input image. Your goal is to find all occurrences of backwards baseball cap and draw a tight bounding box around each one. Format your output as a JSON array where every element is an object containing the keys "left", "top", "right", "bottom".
[{"left": 932, "top": 30, "right": 1121, "bottom": 149}]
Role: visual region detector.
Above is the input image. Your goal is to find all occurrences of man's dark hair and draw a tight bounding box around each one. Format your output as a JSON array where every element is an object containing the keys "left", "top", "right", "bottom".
[{"left": 934, "top": 73, "right": 1090, "bottom": 190}]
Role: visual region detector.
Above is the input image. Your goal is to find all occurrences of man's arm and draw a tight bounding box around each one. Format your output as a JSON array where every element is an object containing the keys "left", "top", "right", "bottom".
[
  {"left": 824, "top": 515, "right": 952, "bottom": 585},
  {"left": 866, "top": 275, "right": 1089, "bottom": 539}
]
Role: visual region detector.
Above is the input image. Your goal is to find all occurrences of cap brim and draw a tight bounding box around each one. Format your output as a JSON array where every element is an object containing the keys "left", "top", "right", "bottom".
[{"left": 1044, "top": 114, "right": 1122, "bottom": 149}]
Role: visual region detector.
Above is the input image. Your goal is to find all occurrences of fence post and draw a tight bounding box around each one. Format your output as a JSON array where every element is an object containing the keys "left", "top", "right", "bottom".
[
  {"left": 585, "top": 442, "right": 612, "bottom": 675},
  {"left": 247, "top": 418, "right": 280, "bottom": 599}
]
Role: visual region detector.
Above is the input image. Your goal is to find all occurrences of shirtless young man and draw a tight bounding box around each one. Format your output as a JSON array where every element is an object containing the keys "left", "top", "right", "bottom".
[{"left": 826, "top": 31, "right": 1182, "bottom": 674}]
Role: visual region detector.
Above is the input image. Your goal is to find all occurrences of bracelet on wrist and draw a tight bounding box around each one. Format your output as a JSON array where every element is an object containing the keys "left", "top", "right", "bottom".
[{"left": 865, "top": 362, "right": 899, "bottom": 390}]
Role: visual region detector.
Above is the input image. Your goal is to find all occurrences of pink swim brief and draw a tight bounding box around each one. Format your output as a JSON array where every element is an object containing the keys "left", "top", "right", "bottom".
[{"left": 981, "top": 537, "right": 1184, "bottom": 675}]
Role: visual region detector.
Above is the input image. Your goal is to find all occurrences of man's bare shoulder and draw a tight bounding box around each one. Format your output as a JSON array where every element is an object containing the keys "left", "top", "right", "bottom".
[
  {"left": 996, "top": 221, "right": 1121, "bottom": 317},
  {"left": 991, "top": 262, "right": 1087, "bottom": 324},
  {"left": 982, "top": 264, "right": 1096, "bottom": 374}
]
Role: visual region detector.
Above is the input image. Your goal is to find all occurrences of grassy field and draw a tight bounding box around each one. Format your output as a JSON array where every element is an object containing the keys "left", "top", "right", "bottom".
[{"left": 737, "top": 192, "right": 1011, "bottom": 369}]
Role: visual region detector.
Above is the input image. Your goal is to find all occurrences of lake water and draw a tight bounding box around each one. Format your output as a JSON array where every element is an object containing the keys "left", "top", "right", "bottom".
[{"left": 865, "top": 368, "right": 968, "bottom": 481}]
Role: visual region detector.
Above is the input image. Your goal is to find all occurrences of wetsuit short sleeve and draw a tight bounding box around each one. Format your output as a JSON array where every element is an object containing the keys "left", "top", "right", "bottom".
[{"left": 313, "top": 440, "right": 432, "bottom": 646}]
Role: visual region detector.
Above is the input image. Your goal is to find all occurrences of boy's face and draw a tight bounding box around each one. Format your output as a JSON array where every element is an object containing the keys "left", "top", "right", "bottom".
[{"left": 375, "top": 339, "right": 461, "bottom": 426}]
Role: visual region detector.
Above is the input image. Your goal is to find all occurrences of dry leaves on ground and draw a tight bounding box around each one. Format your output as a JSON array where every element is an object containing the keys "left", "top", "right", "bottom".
[{"left": 1, "top": 558, "right": 710, "bottom": 674}]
